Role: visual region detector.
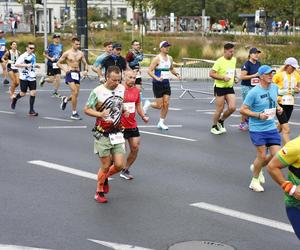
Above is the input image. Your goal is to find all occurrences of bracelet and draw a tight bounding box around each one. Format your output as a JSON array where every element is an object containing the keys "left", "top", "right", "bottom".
[
  {"left": 289, "top": 185, "right": 297, "bottom": 196},
  {"left": 281, "top": 181, "right": 294, "bottom": 193}
]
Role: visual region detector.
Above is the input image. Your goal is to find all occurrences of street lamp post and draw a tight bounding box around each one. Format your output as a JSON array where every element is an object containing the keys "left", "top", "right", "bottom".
[
  {"left": 110, "top": 0, "right": 113, "bottom": 31},
  {"left": 44, "top": 0, "right": 48, "bottom": 66}
]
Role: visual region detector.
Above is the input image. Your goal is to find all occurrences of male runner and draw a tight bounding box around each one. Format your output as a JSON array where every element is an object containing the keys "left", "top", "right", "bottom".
[
  {"left": 39, "top": 34, "right": 63, "bottom": 97},
  {"left": 57, "top": 37, "right": 88, "bottom": 120},
  {"left": 209, "top": 43, "right": 237, "bottom": 135},
  {"left": 143, "top": 41, "right": 181, "bottom": 130},
  {"left": 84, "top": 66, "right": 125, "bottom": 203},
  {"left": 12, "top": 42, "right": 40, "bottom": 116},
  {"left": 0, "top": 30, "right": 9, "bottom": 85},
  {"left": 120, "top": 70, "right": 149, "bottom": 180}
]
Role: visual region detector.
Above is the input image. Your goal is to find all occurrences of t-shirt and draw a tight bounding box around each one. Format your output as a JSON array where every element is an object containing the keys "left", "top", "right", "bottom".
[
  {"left": 15, "top": 52, "right": 37, "bottom": 81},
  {"left": 212, "top": 56, "right": 237, "bottom": 88},
  {"left": 240, "top": 60, "right": 261, "bottom": 86},
  {"left": 46, "top": 43, "right": 63, "bottom": 66},
  {"left": 276, "top": 136, "right": 300, "bottom": 208},
  {"left": 101, "top": 55, "right": 127, "bottom": 76},
  {"left": 93, "top": 52, "right": 109, "bottom": 74},
  {"left": 0, "top": 38, "right": 6, "bottom": 58},
  {"left": 121, "top": 86, "right": 140, "bottom": 129},
  {"left": 86, "top": 84, "right": 125, "bottom": 132},
  {"left": 126, "top": 50, "right": 144, "bottom": 70},
  {"left": 273, "top": 71, "right": 300, "bottom": 104},
  {"left": 243, "top": 84, "right": 278, "bottom": 132}
]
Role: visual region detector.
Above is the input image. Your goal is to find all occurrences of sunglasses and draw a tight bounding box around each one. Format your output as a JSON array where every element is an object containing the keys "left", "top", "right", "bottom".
[{"left": 29, "top": 47, "right": 35, "bottom": 50}]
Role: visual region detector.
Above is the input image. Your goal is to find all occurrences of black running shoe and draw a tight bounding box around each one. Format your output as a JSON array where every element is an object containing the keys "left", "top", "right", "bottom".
[
  {"left": 11, "top": 98, "right": 17, "bottom": 110},
  {"left": 60, "top": 96, "right": 68, "bottom": 110},
  {"left": 3, "top": 79, "right": 9, "bottom": 85},
  {"left": 29, "top": 111, "right": 39, "bottom": 116}
]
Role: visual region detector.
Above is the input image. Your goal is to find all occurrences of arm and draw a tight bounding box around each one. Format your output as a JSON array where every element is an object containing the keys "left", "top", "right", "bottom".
[
  {"left": 240, "top": 103, "right": 268, "bottom": 120},
  {"left": 81, "top": 52, "right": 89, "bottom": 76},
  {"left": 209, "top": 69, "right": 231, "bottom": 82},
  {"left": 169, "top": 57, "right": 181, "bottom": 80},
  {"left": 1, "top": 51, "right": 9, "bottom": 63},
  {"left": 15, "top": 55, "right": 31, "bottom": 68},
  {"left": 84, "top": 106, "right": 109, "bottom": 118},
  {"left": 57, "top": 52, "right": 69, "bottom": 73},
  {"left": 240, "top": 70, "right": 259, "bottom": 80},
  {"left": 147, "top": 57, "right": 161, "bottom": 81},
  {"left": 136, "top": 101, "right": 149, "bottom": 123},
  {"left": 43, "top": 50, "right": 54, "bottom": 62}
]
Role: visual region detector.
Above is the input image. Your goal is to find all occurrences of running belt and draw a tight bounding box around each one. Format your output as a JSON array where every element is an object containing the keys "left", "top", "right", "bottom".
[{"left": 289, "top": 165, "right": 300, "bottom": 179}]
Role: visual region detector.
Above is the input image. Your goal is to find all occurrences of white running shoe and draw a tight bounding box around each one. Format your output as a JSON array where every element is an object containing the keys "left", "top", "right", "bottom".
[
  {"left": 157, "top": 122, "right": 168, "bottom": 130},
  {"left": 250, "top": 164, "right": 265, "bottom": 184},
  {"left": 217, "top": 121, "right": 227, "bottom": 133},
  {"left": 143, "top": 100, "right": 151, "bottom": 114},
  {"left": 249, "top": 177, "right": 264, "bottom": 192}
]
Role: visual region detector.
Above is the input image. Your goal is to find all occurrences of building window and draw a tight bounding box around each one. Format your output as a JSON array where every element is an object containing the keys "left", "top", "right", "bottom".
[{"left": 117, "top": 8, "right": 126, "bottom": 19}]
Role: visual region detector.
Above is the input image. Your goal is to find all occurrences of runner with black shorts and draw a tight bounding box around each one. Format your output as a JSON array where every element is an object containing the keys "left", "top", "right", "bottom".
[
  {"left": 0, "top": 30, "right": 9, "bottom": 85},
  {"left": 11, "top": 42, "right": 40, "bottom": 116},
  {"left": 2, "top": 41, "right": 20, "bottom": 98},
  {"left": 143, "top": 41, "right": 181, "bottom": 130},
  {"left": 119, "top": 70, "right": 149, "bottom": 180}
]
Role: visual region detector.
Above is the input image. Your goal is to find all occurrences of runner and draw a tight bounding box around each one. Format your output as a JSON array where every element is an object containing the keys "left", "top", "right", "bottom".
[
  {"left": 84, "top": 66, "right": 126, "bottom": 203},
  {"left": 240, "top": 65, "right": 282, "bottom": 192},
  {"left": 120, "top": 70, "right": 149, "bottom": 180},
  {"left": 267, "top": 135, "right": 300, "bottom": 240},
  {"left": 209, "top": 43, "right": 237, "bottom": 135},
  {"left": 2, "top": 41, "right": 20, "bottom": 98},
  {"left": 99, "top": 43, "right": 128, "bottom": 80},
  {"left": 273, "top": 57, "right": 300, "bottom": 145},
  {"left": 11, "top": 42, "right": 40, "bottom": 116},
  {"left": 57, "top": 37, "right": 88, "bottom": 120},
  {"left": 143, "top": 41, "right": 181, "bottom": 130},
  {"left": 239, "top": 48, "right": 261, "bottom": 131},
  {"left": 91, "top": 41, "right": 113, "bottom": 83},
  {"left": 0, "top": 30, "right": 9, "bottom": 85},
  {"left": 126, "top": 40, "right": 144, "bottom": 90},
  {"left": 39, "top": 34, "right": 63, "bottom": 97}
]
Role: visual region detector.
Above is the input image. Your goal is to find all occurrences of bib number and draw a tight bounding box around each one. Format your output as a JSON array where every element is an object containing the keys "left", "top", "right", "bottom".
[
  {"left": 71, "top": 72, "right": 79, "bottom": 80},
  {"left": 52, "top": 63, "right": 59, "bottom": 69},
  {"left": 264, "top": 108, "right": 276, "bottom": 120},
  {"left": 123, "top": 102, "right": 135, "bottom": 113},
  {"left": 281, "top": 95, "right": 294, "bottom": 105},
  {"left": 11, "top": 64, "right": 17, "bottom": 70},
  {"left": 109, "top": 132, "right": 125, "bottom": 145},
  {"left": 29, "top": 70, "right": 36, "bottom": 78},
  {"left": 0, "top": 46, "right": 5, "bottom": 52},
  {"left": 251, "top": 77, "right": 260, "bottom": 86},
  {"left": 226, "top": 69, "right": 235, "bottom": 79},
  {"left": 161, "top": 71, "right": 170, "bottom": 80}
]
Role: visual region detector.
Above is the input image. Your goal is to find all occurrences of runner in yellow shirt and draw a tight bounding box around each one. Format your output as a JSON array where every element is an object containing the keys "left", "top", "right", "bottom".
[{"left": 273, "top": 57, "right": 300, "bottom": 145}]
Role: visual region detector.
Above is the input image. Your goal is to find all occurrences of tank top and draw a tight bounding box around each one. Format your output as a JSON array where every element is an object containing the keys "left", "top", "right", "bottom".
[
  {"left": 154, "top": 54, "right": 172, "bottom": 80},
  {"left": 7, "top": 50, "right": 20, "bottom": 70}
]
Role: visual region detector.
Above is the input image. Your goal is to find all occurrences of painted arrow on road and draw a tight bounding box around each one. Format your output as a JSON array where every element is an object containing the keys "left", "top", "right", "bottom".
[
  {"left": 88, "top": 239, "right": 155, "bottom": 250},
  {"left": 0, "top": 245, "right": 51, "bottom": 250}
]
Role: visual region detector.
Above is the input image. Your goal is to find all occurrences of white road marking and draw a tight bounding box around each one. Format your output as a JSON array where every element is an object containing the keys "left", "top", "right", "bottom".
[
  {"left": 0, "top": 110, "right": 15, "bottom": 115},
  {"left": 169, "top": 107, "right": 182, "bottom": 111},
  {"left": 289, "top": 121, "right": 300, "bottom": 126},
  {"left": 88, "top": 239, "right": 154, "bottom": 250},
  {"left": 190, "top": 202, "right": 294, "bottom": 233},
  {"left": 38, "top": 126, "right": 87, "bottom": 129},
  {"left": 139, "top": 125, "right": 182, "bottom": 128},
  {"left": 139, "top": 130, "right": 197, "bottom": 142},
  {"left": 27, "top": 160, "right": 114, "bottom": 181},
  {"left": 43, "top": 117, "right": 74, "bottom": 122},
  {"left": 0, "top": 245, "right": 51, "bottom": 250},
  {"left": 229, "top": 125, "right": 239, "bottom": 128},
  {"left": 204, "top": 111, "right": 241, "bottom": 117},
  {"left": 196, "top": 109, "right": 215, "bottom": 112}
]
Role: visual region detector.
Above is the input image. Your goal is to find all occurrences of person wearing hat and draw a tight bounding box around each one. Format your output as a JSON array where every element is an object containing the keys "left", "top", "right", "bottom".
[
  {"left": 143, "top": 41, "right": 181, "bottom": 130},
  {"left": 239, "top": 48, "right": 262, "bottom": 131},
  {"left": 0, "top": 30, "right": 9, "bottom": 85},
  {"left": 99, "top": 43, "right": 128, "bottom": 80},
  {"left": 240, "top": 65, "right": 282, "bottom": 192},
  {"left": 39, "top": 34, "right": 63, "bottom": 97},
  {"left": 273, "top": 57, "right": 300, "bottom": 145}
]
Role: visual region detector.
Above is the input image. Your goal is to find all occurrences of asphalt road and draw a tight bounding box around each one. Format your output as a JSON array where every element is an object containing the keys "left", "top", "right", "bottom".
[{"left": 0, "top": 78, "right": 299, "bottom": 250}]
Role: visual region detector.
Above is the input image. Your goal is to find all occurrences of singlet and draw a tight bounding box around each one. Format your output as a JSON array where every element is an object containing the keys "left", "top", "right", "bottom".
[
  {"left": 154, "top": 54, "right": 172, "bottom": 81},
  {"left": 121, "top": 86, "right": 140, "bottom": 129},
  {"left": 0, "top": 38, "right": 6, "bottom": 58},
  {"left": 7, "top": 50, "right": 20, "bottom": 70}
]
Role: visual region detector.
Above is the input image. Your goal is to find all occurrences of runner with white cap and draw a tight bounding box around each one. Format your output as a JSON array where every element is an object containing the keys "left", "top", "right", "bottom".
[
  {"left": 273, "top": 57, "right": 300, "bottom": 145},
  {"left": 143, "top": 41, "right": 181, "bottom": 130}
]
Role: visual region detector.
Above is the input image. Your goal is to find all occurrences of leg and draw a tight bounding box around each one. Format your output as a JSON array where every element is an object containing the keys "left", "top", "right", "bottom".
[
  {"left": 281, "top": 123, "right": 290, "bottom": 145},
  {"left": 151, "top": 97, "right": 163, "bottom": 110},
  {"left": 1, "top": 62, "right": 8, "bottom": 83},
  {"left": 124, "top": 136, "right": 140, "bottom": 170},
  {"left": 68, "top": 82, "right": 79, "bottom": 112},
  {"left": 53, "top": 74, "right": 61, "bottom": 94},
  {"left": 97, "top": 156, "right": 112, "bottom": 192},
  {"left": 8, "top": 71, "right": 18, "bottom": 98},
  {"left": 213, "top": 95, "right": 225, "bottom": 125},
  {"left": 286, "top": 207, "right": 300, "bottom": 240},
  {"left": 221, "top": 93, "right": 236, "bottom": 121},
  {"left": 252, "top": 145, "right": 269, "bottom": 178},
  {"left": 160, "top": 94, "right": 170, "bottom": 119}
]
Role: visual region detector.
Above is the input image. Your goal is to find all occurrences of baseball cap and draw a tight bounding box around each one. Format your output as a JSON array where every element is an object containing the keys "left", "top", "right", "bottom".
[
  {"left": 52, "top": 34, "right": 60, "bottom": 38},
  {"left": 159, "top": 41, "right": 171, "bottom": 48},
  {"left": 113, "top": 43, "right": 122, "bottom": 49},
  {"left": 284, "top": 57, "right": 299, "bottom": 69},
  {"left": 249, "top": 48, "right": 261, "bottom": 54},
  {"left": 258, "top": 65, "right": 275, "bottom": 76}
]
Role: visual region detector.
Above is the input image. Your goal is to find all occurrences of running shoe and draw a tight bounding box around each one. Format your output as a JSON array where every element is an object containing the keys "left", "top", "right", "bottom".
[
  {"left": 157, "top": 122, "right": 168, "bottom": 130},
  {"left": 210, "top": 126, "right": 222, "bottom": 135},
  {"left": 11, "top": 98, "right": 17, "bottom": 110},
  {"left": 249, "top": 177, "right": 264, "bottom": 192},
  {"left": 103, "top": 178, "right": 109, "bottom": 193},
  {"left": 51, "top": 92, "right": 61, "bottom": 98},
  {"left": 120, "top": 169, "right": 134, "bottom": 180},
  {"left": 29, "top": 111, "right": 39, "bottom": 116},
  {"left": 3, "top": 79, "right": 9, "bottom": 85},
  {"left": 94, "top": 192, "right": 107, "bottom": 203},
  {"left": 250, "top": 164, "right": 265, "bottom": 184},
  {"left": 70, "top": 113, "right": 82, "bottom": 120},
  {"left": 143, "top": 99, "right": 151, "bottom": 114},
  {"left": 239, "top": 122, "right": 248, "bottom": 131},
  {"left": 60, "top": 96, "right": 68, "bottom": 110},
  {"left": 39, "top": 76, "right": 45, "bottom": 87},
  {"left": 217, "top": 121, "right": 226, "bottom": 133}
]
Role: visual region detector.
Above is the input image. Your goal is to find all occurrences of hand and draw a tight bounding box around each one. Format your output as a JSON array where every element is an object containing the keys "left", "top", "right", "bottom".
[
  {"left": 26, "top": 64, "right": 32, "bottom": 68},
  {"left": 50, "top": 57, "right": 55, "bottom": 62},
  {"left": 277, "top": 107, "right": 283, "bottom": 115},
  {"left": 99, "top": 108, "right": 110, "bottom": 118},
  {"left": 124, "top": 111, "right": 130, "bottom": 118},
  {"left": 157, "top": 77, "right": 163, "bottom": 82},
  {"left": 234, "top": 76, "right": 239, "bottom": 84},
  {"left": 176, "top": 74, "right": 182, "bottom": 80},
  {"left": 292, "top": 185, "right": 300, "bottom": 200},
  {"left": 142, "top": 116, "right": 149, "bottom": 123},
  {"left": 259, "top": 113, "right": 269, "bottom": 120},
  {"left": 35, "top": 64, "right": 41, "bottom": 68},
  {"left": 294, "top": 86, "right": 300, "bottom": 93},
  {"left": 82, "top": 70, "right": 88, "bottom": 77},
  {"left": 223, "top": 76, "right": 231, "bottom": 82}
]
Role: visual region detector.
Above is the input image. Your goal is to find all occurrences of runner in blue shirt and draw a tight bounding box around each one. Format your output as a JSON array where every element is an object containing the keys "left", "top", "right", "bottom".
[{"left": 0, "top": 30, "right": 9, "bottom": 85}]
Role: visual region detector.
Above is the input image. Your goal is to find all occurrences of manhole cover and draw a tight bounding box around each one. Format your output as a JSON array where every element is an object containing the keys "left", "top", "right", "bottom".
[{"left": 168, "top": 241, "right": 235, "bottom": 250}]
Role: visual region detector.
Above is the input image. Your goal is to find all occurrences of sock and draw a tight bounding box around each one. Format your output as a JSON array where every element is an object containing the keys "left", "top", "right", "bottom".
[
  {"left": 29, "top": 96, "right": 35, "bottom": 112},
  {"left": 159, "top": 118, "right": 164, "bottom": 124},
  {"left": 97, "top": 169, "right": 108, "bottom": 192},
  {"left": 218, "top": 119, "right": 224, "bottom": 125},
  {"left": 106, "top": 165, "right": 121, "bottom": 178},
  {"left": 72, "top": 110, "right": 77, "bottom": 115},
  {"left": 15, "top": 93, "right": 22, "bottom": 100}
]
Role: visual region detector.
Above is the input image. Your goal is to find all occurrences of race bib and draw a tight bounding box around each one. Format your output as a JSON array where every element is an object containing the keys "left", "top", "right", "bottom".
[
  {"left": 109, "top": 132, "right": 125, "bottom": 145},
  {"left": 0, "top": 46, "right": 5, "bottom": 52},
  {"left": 52, "top": 63, "right": 59, "bottom": 69},
  {"left": 11, "top": 64, "right": 17, "bottom": 70},
  {"left": 71, "top": 72, "right": 79, "bottom": 80},
  {"left": 282, "top": 95, "right": 294, "bottom": 105},
  {"left": 161, "top": 71, "right": 170, "bottom": 80},
  {"left": 251, "top": 77, "right": 260, "bottom": 86},
  {"left": 123, "top": 102, "right": 135, "bottom": 113},
  {"left": 136, "top": 70, "right": 142, "bottom": 79},
  {"left": 28, "top": 70, "right": 36, "bottom": 78},
  {"left": 226, "top": 69, "right": 235, "bottom": 79},
  {"left": 264, "top": 108, "right": 276, "bottom": 120}
]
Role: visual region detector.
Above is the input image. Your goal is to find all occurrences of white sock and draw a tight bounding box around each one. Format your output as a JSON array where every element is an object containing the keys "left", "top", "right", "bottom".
[
  {"left": 72, "top": 110, "right": 77, "bottom": 115},
  {"left": 159, "top": 118, "right": 164, "bottom": 124}
]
